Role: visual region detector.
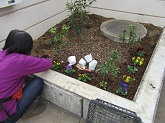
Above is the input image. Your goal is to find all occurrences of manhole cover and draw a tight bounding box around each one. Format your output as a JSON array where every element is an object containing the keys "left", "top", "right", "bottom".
[{"left": 100, "top": 19, "right": 147, "bottom": 43}]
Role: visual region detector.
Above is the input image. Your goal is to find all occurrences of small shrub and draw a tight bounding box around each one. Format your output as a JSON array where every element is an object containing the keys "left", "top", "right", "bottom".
[
  {"left": 119, "top": 24, "right": 141, "bottom": 43},
  {"left": 96, "top": 49, "right": 120, "bottom": 78},
  {"left": 46, "top": 25, "right": 69, "bottom": 51},
  {"left": 66, "top": 0, "right": 96, "bottom": 35},
  {"left": 129, "top": 24, "right": 141, "bottom": 43}
]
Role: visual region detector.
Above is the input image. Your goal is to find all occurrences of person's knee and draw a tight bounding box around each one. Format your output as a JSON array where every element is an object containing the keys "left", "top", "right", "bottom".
[
  {"left": 33, "top": 77, "right": 44, "bottom": 89},
  {"left": 33, "top": 78, "right": 44, "bottom": 89},
  {"left": 33, "top": 77, "right": 44, "bottom": 96}
]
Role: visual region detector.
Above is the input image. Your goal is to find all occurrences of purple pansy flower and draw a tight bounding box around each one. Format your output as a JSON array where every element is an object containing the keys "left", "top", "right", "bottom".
[
  {"left": 66, "top": 64, "right": 72, "bottom": 70},
  {"left": 120, "top": 82, "right": 128, "bottom": 93}
]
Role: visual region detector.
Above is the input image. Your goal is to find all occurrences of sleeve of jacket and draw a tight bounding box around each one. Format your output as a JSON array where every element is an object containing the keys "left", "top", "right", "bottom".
[{"left": 15, "top": 55, "right": 52, "bottom": 76}]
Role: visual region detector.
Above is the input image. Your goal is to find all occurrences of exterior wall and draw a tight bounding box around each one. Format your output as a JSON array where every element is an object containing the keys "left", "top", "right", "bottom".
[
  {"left": 0, "top": 0, "right": 165, "bottom": 49},
  {"left": 0, "top": 0, "right": 70, "bottom": 49},
  {"left": 88, "top": 0, "right": 165, "bottom": 28}
]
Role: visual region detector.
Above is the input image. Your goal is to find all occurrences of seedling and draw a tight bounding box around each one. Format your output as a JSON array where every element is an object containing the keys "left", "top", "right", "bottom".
[
  {"left": 127, "top": 65, "right": 138, "bottom": 73},
  {"left": 78, "top": 73, "right": 91, "bottom": 83},
  {"left": 64, "top": 64, "right": 76, "bottom": 75},
  {"left": 51, "top": 60, "right": 60, "bottom": 71},
  {"left": 96, "top": 49, "right": 120, "bottom": 78},
  {"left": 99, "top": 81, "right": 108, "bottom": 90}
]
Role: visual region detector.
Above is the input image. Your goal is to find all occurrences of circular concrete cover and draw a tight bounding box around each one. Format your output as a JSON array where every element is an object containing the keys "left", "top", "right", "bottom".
[{"left": 100, "top": 19, "right": 147, "bottom": 43}]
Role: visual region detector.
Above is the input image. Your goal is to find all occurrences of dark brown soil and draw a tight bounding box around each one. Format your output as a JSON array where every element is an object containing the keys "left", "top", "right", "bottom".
[{"left": 31, "top": 14, "right": 163, "bottom": 100}]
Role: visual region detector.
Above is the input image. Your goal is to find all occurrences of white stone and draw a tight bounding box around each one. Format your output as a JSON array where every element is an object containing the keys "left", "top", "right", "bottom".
[
  {"left": 78, "top": 58, "right": 86, "bottom": 66},
  {"left": 68, "top": 56, "right": 76, "bottom": 65},
  {"left": 84, "top": 54, "right": 93, "bottom": 63},
  {"left": 89, "top": 60, "right": 98, "bottom": 70}
]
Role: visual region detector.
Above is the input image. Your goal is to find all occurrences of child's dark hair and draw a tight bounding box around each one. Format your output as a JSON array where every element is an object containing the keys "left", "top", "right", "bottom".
[{"left": 3, "top": 30, "right": 33, "bottom": 55}]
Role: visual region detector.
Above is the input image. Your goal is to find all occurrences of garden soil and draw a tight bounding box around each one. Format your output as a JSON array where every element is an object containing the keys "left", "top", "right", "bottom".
[{"left": 31, "top": 14, "right": 163, "bottom": 100}]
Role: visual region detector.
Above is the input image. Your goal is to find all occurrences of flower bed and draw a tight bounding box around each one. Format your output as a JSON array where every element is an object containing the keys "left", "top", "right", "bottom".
[{"left": 31, "top": 14, "right": 163, "bottom": 100}]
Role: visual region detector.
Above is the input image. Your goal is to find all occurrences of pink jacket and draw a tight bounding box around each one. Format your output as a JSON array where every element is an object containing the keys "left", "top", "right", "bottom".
[{"left": 0, "top": 50, "right": 52, "bottom": 121}]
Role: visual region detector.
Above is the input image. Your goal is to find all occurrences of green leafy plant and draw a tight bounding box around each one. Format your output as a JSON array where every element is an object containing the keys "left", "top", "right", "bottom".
[
  {"left": 51, "top": 60, "right": 60, "bottom": 71},
  {"left": 64, "top": 64, "right": 75, "bottom": 75},
  {"left": 119, "top": 24, "right": 141, "bottom": 43},
  {"left": 127, "top": 65, "right": 138, "bottom": 73},
  {"left": 137, "top": 51, "right": 145, "bottom": 57},
  {"left": 96, "top": 49, "right": 120, "bottom": 78},
  {"left": 66, "top": 0, "right": 96, "bottom": 35},
  {"left": 46, "top": 25, "right": 69, "bottom": 51},
  {"left": 99, "top": 81, "right": 108, "bottom": 90},
  {"left": 119, "top": 29, "right": 127, "bottom": 43},
  {"left": 129, "top": 24, "right": 141, "bottom": 43},
  {"left": 78, "top": 73, "right": 91, "bottom": 83},
  {"left": 137, "top": 48, "right": 145, "bottom": 57}
]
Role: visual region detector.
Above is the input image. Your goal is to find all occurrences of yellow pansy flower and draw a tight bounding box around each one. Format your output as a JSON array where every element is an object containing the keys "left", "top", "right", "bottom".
[
  {"left": 132, "top": 57, "right": 135, "bottom": 61},
  {"left": 139, "top": 61, "right": 143, "bottom": 65},
  {"left": 100, "top": 83, "right": 103, "bottom": 87},
  {"left": 137, "top": 57, "right": 140, "bottom": 59},
  {"left": 127, "top": 76, "right": 130, "bottom": 78},
  {"left": 136, "top": 59, "right": 139, "bottom": 63},
  {"left": 123, "top": 75, "right": 126, "bottom": 78},
  {"left": 125, "top": 79, "right": 129, "bottom": 83}
]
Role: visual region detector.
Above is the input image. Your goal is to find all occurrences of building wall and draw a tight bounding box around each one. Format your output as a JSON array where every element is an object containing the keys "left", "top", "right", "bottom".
[
  {"left": 0, "top": 0, "right": 70, "bottom": 49},
  {"left": 89, "top": 0, "right": 165, "bottom": 28},
  {"left": 0, "top": 0, "right": 165, "bottom": 49}
]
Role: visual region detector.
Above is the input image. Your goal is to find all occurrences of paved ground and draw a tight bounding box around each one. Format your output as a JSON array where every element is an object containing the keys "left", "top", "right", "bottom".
[
  {"left": 18, "top": 98, "right": 86, "bottom": 123},
  {"left": 154, "top": 80, "right": 165, "bottom": 123},
  {"left": 18, "top": 81, "right": 165, "bottom": 123}
]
